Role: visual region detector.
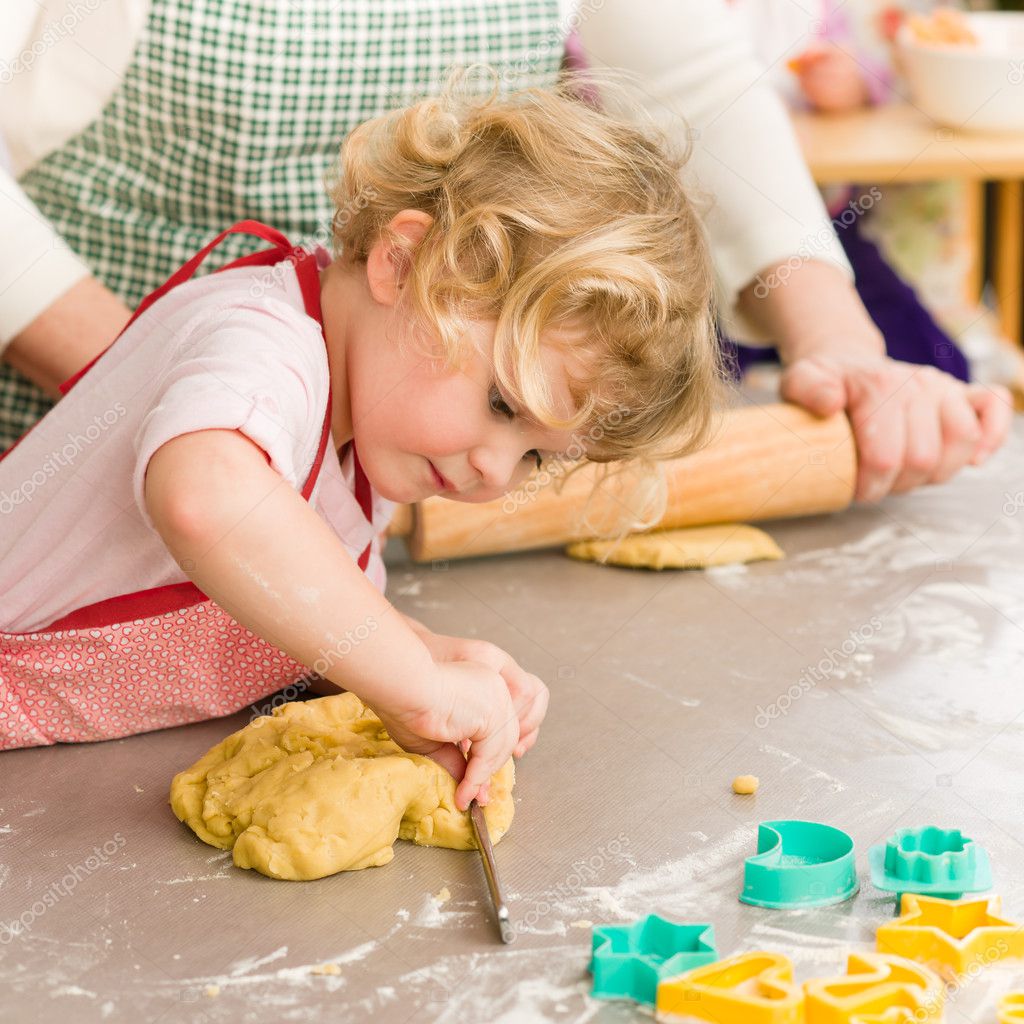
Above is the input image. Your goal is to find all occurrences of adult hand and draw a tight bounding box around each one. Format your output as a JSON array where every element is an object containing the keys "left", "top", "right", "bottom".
[{"left": 781, "top": 349, "right": 1013, "bottom": 501}]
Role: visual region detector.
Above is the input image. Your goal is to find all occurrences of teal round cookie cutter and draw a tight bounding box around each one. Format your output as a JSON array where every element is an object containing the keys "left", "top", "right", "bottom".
[
  {"left": 589, "top": 914, "right": 717, "bottom": 1005},
  {"left": 740, "top": 820, "right": 859, "bottom": 910},
  {"left": 868, "top": 825, "right": 992, "bottom": 900}
]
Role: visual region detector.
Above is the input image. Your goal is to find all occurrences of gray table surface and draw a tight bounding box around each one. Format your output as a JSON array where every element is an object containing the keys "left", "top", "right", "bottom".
[{"left": 3, "top": 421, "right": 1023, "bottom": 1024}]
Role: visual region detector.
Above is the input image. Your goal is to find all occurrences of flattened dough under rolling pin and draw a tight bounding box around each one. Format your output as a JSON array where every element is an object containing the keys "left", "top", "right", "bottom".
[
  {"left": 169, "top": 693, "right": 514, "bottom": 880},
  {"left": 565, "top": 523, "right": 784, "bottom": 570}
]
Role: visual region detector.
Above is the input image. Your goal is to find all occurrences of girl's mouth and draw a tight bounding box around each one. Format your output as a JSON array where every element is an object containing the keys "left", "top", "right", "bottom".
[{"left": 428, "top": 460, "right": 454, "bottom": 492}]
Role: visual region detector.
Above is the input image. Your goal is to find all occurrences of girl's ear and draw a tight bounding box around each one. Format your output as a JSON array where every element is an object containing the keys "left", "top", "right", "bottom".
[{"left": 365, "top": 209, "right": 433, "bottom": 307}]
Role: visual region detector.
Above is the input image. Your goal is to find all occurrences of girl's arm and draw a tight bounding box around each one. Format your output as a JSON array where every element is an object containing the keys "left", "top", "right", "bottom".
[{"left": 143, "top": 427, "right": 519, "bottom": 809}]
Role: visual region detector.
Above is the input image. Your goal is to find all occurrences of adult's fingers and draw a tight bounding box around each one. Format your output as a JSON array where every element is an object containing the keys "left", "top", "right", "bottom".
[
  {"left": 780, "top": 358, "right": 847, "bottom": 418},
  {"left": 931, "top": 384, "right": 982, "bottom": 484},
  {"left": 891, "top": 388, "right": 943, "bottom": 493},
  {"left": 848, "top": 381, "right": 906, "bottom": 501},
  {"left": 967, "top": 384, "right": 1013, "bottom": 464}
]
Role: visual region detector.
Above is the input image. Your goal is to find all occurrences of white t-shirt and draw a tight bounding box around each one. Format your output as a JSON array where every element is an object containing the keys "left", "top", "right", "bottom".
[{"left": 0, "top": 248, "right": 393, "bottom": 633}]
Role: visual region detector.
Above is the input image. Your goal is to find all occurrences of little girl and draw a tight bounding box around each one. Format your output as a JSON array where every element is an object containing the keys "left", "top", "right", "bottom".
[{"left": 0, "top": 81, "right": 720, "bottom": 810}]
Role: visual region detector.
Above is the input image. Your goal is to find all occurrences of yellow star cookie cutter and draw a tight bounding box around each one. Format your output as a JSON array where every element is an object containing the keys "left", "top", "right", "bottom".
[
  {"left": 999, "top": 993, "right": 1024, "bottom": 1023},
  {"left": 876, "top": 894, "right": 1024, "bottom": 981},
  {"left": 656, "top": 950, "right": 804, "bottom": 1024},
  {"left": 803, "top": 952, "right": 944, "bottom": 1023}
]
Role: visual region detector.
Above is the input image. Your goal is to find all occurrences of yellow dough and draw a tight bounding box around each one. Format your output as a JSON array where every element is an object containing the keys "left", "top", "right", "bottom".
[
  {"left": 565, "top": 523, "right": 783, "bottom": 571},
  {"left": 732, "top": 774, "right": 760, "bottom": 795},
  {"left": 169, "top": 693, "right": 514, "bottom": 881}
]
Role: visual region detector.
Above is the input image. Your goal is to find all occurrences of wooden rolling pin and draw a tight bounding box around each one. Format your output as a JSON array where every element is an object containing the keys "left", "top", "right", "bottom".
[{"left": 387, "top": 403, "right": 856, "bottom": 562}]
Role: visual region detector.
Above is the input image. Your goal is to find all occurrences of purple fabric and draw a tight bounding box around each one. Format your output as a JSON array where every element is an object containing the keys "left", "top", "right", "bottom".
[{"left": 726, "top": 212, "right": 971, "bottom": 383}]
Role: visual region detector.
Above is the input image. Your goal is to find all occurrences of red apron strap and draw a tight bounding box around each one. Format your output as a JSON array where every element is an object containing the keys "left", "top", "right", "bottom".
[
  {"left": 59, "top": 220, "right": 294, "bottom": 396},
  {"left": 9, "top": 223, "right": 380, "bottom": 632},
  {"left": 351, "top": 442, "right": 374, "bottom": 570}
]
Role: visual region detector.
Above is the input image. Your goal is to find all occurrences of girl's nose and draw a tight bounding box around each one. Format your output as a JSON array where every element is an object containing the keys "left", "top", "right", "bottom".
[{"left": 469, "top": 444, "right": 531, "bottom": 493}]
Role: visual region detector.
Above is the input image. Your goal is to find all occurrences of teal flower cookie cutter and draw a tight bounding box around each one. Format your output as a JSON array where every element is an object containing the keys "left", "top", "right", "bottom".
[
  {"left": 740, "top": 820, "right": 859, "bottom": 910},
  {"left": 868, "top": 826, "right": 992, "bottom": 900},
  {"left": 589, "top": 914, "right": 717, "bottom": 1005}
]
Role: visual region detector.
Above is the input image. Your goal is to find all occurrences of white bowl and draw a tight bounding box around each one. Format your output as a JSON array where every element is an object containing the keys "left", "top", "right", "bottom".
[{"left": 897, "top": 11, "right": 1024, "bottom": 133}]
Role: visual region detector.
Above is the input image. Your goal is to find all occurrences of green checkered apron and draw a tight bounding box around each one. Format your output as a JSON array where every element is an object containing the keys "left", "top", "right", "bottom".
[{"left": 2, "top": 0, "right": 563, "bottom": 449}]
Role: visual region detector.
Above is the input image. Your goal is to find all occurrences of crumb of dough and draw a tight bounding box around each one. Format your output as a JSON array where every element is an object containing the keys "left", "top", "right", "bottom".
[
  {"left": 133, "top": 784, "right": 144, "bottom": 793},
  {"left": 570, "top": 920, "right": 594, "bottom": 929},
  {"left": 311, "top": 963, "right": 342, "bottom": 976},
  {"left": 204, "top": 985, "right": 220, "bottom": 998},
  {"left": 434, "top": 886, "right": 451, "bottom": 904},
  {"left": 732, "top": 775, "right": 759, "bottom": 795}
]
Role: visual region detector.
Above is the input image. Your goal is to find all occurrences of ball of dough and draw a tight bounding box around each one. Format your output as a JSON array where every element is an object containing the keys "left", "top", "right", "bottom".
[
  {"left": 169, "top": 693, "right": 514, "bottom": 880},
  {"left": 732, "top": 775, "right": 760, "bottom": 795},
  {"left": 565, "top": 524, "right": 783, "bottom": 571}
]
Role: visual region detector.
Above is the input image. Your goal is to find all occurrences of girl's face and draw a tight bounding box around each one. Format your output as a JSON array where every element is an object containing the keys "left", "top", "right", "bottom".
[{"left": 349, "top": 316, "right": 584, "bottom": 506}]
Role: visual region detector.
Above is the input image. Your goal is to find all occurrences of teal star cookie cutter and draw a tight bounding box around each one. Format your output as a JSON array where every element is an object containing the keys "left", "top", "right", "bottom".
[
  {"left": 589, "top": 914, "right": 718, "bottom": 1005},
  {"left": 740, "top": 820, "right": 859, "bottom": 910},
  {"left": 869, "top": 826, "right": 992, "bottom": 901}
]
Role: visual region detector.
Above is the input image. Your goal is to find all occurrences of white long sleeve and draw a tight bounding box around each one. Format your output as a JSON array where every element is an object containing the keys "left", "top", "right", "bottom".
[
  {"left": 0, "top": 166, "right": 90, "bottom": 349},
  {"left": 0, "top": 0, "right": 145, "bottom": 351},
  {"left": 577, "top": 0, "right": 853, "bottom": 341}
]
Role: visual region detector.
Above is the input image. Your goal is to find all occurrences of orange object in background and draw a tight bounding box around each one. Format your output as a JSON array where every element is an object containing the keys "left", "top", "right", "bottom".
[{"left": 906, "top": 7, "right": 979, "bottom": 46}]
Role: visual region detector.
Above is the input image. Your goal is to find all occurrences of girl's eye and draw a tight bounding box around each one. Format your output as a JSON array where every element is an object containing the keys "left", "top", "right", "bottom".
[
  {"left": 489, "top": 386, "right": 540, "bottom": 468},
  {"left": 488, "top": 385, "right": 515, "bottom": 420}
]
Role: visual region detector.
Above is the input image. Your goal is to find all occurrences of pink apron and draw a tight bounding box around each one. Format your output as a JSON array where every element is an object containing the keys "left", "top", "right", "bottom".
[{"left": 0, "top": 222, "right": 373, "bottom": 751}]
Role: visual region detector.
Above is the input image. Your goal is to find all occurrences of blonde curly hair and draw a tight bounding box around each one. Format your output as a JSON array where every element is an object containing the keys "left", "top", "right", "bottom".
[{"left": 329, "top": 74, "right": 723, "bottom": 528}]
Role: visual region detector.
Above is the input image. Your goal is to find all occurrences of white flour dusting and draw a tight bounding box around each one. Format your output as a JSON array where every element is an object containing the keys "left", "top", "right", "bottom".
[
  {"left": 50, "top": 984, "right": 97, "bottom": 999},
  {"left": 513, "top": 829, "right": 754, "bottom": 933},
  {"left": 230, "top": 945, "right": 289, "bottom": 976},
  {"left": 622, "top": 672, "right": 701, "bottom": 708},
  {"left": 758, "top": 744, "right": 847, "bottom": 793},
  {"left": 412, "top": 892, "right": 478, "bottom": 929}
]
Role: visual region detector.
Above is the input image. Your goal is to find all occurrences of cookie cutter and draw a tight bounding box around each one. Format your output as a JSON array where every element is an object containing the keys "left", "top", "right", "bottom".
[
  {"left": 868, "top": 826, "right": 992, "bottom": 900},
  {"left": 804, "top": 951, "right": 944, "bottom": 1023},
  {"left": 999, "top": 993, "right": 1024, "bottom": 1023},
  {"left": 656, "top": 950, "right": 804, "bottom": 1024},
  {"left": 588, "top": 914, "right": 717, "bottom": 1005},
  {"left": 740, "top": 820, "right": 859, "bottom": 909},
  {"left": 876, "top": 894, "right": 1024, "bottom": 981}
]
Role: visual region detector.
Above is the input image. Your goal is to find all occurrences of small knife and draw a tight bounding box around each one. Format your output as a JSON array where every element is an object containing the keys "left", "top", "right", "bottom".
[{"left": 469, "top": 799, "right": 514, "bottom": 944}]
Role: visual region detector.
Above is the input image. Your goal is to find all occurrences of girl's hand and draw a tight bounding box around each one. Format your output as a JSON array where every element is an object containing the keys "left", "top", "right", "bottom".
[
  {"left": 781, "top": 351, "right": 1013, "bottom": 501},
  {"left": 410, "top": 630, "right": 550, "bottom": 760},
  {"left": 791, "top": 45, "right": 870, "bottom": 113},
  {"left": 371, "top": 659, "right": 521, "bottom": 812}
]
